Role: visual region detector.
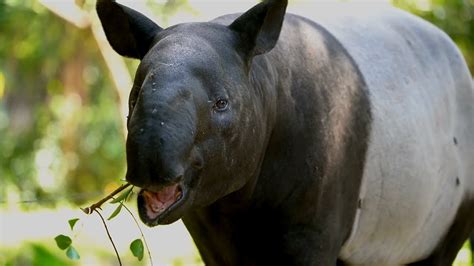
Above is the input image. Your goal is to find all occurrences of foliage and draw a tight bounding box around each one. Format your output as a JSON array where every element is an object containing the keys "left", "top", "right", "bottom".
[
  {"left": 1, "top": 1, "right": 190, "bottom": 263},
  {"left": 146, "top": 0, "right": 194, "bottom": 25},
  {"left": 393, "top": 0, "right": 474, "bottom": 73},
  {"left": 2, "top": 243, "right": 74, "bottom": 266},
  {"left": 53, "top": 184, "right": 151, "bottom": 264},
  {"left": 0, "top": 0, "right": 126, "bottom": 206},
  {"left": 453, "top": 241, "right": 472, "bottom": 266},
  {"left": 54, "top": 218, "right": 81, "bottom": 260},
  {"left": 65, "top": 246, "right": 80, "bottom": 260},
  {"left": 130, "top": 239, "right": 145, "bottom": 261},
  {"left": 68, "top": 218, "right": 80, "bottom": 230},
  {"left": 54, "top": 235, "right": 72, "bottom": 250}
]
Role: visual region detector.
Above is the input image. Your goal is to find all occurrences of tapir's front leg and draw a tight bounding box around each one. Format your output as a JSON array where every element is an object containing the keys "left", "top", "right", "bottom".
[
  {"left": 276, "top": 170, "right": 362, "bottom": 266},
  {"left": 281, "top": 226, "right": 343, "bottom": 266}
]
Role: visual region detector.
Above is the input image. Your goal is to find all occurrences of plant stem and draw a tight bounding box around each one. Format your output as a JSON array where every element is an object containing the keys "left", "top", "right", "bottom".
[
  {"left": 81, "top": 183, "right": 131, "bottom": 214},
  {"left": 94, "top": 209, "right": 122, "bottom": 266},
  {"left": 122, "top": 203, "right": 154, "bottom": 266}
]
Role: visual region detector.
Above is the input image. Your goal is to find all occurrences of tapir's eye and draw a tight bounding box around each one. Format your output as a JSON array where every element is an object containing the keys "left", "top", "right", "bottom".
[{"left": 213, "top": 99, "right": 229, "bottom": 111}]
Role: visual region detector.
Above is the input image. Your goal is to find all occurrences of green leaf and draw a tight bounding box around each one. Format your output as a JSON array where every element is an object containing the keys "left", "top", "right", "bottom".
[
  {"left": 66, "top": 246, "right": 80, "bottom": 260},
  {"left": 130, "top": 238, "right": 144, "bottom": 261},
  {"left": 107, "top": 203, "right": 123, "bottom": 220},
  {"left": 54, "top": 234, "right": 72, "bottom": 250},
  {"left": 68, "top": 218, "right": 80, "bottom": 231},
  {"left": 110, "top": 187, "right": 133, "bottom": 204}
]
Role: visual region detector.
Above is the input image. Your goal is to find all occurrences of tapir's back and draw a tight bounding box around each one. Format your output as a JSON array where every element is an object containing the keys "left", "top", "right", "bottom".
[{"left": 278, "top": 4, "right": 474, "bottom": 264}]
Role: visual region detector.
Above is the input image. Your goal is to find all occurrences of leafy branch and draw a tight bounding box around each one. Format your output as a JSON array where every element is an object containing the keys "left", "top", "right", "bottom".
[
  {"left": 54, "top": 219, "right": 81, "bottom": 260},
  {"left": 81, "top": 183, "right": 132, "bottom": 214},
  {"left": 94, "top": 209, "right": 122, "bottom": 265},
  {"left": 121, "top": 203, "right": 153, "bottom": 264},
  {"left": 55, "top": 182, "right": 153, "bottom": 265}
]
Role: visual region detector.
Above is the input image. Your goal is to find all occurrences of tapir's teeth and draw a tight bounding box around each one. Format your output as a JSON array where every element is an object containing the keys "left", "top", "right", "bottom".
[
  {"left": 142, "top": 183, "right": 184, "bottom": 219},
  {"left": 151, "top": 202, "right": 164, "bottom": 213}
]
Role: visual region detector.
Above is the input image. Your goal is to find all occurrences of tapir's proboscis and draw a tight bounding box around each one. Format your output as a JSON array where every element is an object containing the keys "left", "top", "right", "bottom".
[{"left": 96, "top": 0, "right": 474, "bottom": 265}]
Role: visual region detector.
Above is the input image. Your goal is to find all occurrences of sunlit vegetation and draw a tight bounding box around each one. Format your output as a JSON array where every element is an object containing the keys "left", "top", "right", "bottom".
[
  {"left": 394, "top": 0, "right": 473, "bottom": 72},
  {"left": 0, "top": 0, "right": 126, "bottom": 206}
]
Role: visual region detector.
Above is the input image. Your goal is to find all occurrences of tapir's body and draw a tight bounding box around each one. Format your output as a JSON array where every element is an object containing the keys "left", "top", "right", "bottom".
[
  {"left": 96, "top": 1, "right": 474, "bottom": 265},
  {"left": 304, "top": 6, "right": 474, "bottom": 264},
  {"left": 181, "top": 7, "right": 474, "bottom": 265}
]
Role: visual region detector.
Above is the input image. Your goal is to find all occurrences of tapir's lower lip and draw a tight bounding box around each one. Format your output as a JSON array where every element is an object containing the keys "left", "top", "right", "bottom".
[{"left": 137, "top": 183, "right": 188, "bottom": 226}]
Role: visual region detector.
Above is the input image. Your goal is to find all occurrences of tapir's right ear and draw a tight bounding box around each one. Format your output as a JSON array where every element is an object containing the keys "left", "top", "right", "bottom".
[{"left": 96, "top": 0, "right": 162, "bottom": 59}]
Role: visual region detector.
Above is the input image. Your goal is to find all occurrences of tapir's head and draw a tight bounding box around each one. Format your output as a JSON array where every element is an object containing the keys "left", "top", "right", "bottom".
[{"left": 97, "top": 0, "right": 287, "bottom": 226}]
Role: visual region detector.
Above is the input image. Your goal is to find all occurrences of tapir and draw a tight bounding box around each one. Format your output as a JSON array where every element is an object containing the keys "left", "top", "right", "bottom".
[{"left": 96, "top": 0, "right": 474, "bottom": 265}]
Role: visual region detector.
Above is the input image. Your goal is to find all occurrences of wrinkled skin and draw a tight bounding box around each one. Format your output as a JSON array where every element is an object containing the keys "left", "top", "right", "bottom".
[{"left": 96, "top": 0, "right": 474, "bottom": 265}]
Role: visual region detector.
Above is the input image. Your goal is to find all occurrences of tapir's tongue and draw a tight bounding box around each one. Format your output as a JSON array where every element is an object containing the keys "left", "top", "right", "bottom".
[{"left": 142, "top": 184, "right": 182, "bottom": 219}]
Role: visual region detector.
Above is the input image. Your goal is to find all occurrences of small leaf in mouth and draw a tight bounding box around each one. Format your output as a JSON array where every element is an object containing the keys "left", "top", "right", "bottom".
[
  {"left": 110, "top": 186, "right": 134, "bottom": 204},
  {"left": 108, "top": 203, "right": 123, "bottom": 220}
]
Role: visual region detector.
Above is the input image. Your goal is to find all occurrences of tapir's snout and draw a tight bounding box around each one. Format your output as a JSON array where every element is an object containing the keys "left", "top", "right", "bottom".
[
  {"left": 126, "top": 124, "right": 192, "bottom": 226},
  {"left": 124, "top": 80, "right": 200, "bottom": 188},
  {"left": 124, "top": 142, "right": 185, "bottom": 190},
  {"left": 124, "top": 100, "right": 200, "bottom": 225},
  {"left": 125, "top": 119, "right": 193, "bottom": 190}
]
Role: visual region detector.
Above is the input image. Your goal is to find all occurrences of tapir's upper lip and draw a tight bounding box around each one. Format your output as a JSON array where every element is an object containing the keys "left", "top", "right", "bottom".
[{"left": 137, "top": 181, "right": 188, "bottom": 226}]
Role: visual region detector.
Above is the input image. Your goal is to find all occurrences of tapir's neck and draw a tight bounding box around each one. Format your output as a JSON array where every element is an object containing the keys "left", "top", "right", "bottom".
[
  {"left": 207, "top": 54, "right": 281, "bottom": 212},
  {"left": 247, "top": 51, "right": 331, "bottom": 209}
]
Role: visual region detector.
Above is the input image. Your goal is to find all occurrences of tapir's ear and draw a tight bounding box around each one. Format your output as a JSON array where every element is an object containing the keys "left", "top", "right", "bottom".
[
  {"left": 96, "top": 0, "right": 162, "bottom": 59},
  {"left": 229, "top": 0, "right": 287, "bottom": 57}
]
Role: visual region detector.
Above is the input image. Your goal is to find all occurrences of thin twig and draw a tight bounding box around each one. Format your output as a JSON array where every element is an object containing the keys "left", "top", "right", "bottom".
[
  {"left": 94, "top": 209, "right": 122, "bottom": 266},
  {"left": 81, "top": 183, "right": 131, "bottom": 214},
  {"left": 122, "top": 203, "right": 154, "bottom": 266}
]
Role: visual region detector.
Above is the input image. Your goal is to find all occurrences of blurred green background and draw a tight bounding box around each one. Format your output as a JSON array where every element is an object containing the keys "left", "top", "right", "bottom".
[{"left": 0, "top": 0, "right": 472, "bottom": 265}]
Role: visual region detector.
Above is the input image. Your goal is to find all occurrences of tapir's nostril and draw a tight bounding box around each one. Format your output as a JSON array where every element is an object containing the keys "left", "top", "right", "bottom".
[
  {"left": 125, "top": 172, "right": 149, "bottom": 188},
  {"left": 190, "top": 148, "right": 203, "bottom": 170},
  {"left": 174, "top": 175, "right": 184, "bottom": 183},
  {"left": 192, "top": 158, "right": 204, "bottom": 169}
]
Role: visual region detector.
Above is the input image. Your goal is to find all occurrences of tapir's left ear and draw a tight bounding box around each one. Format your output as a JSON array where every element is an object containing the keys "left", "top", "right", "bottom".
[
  {"left": 229, "top": 0, "right": 288, "bottom": 57},
  {"left": 96, "top": 0, "right": 162, "bottom": 59}
]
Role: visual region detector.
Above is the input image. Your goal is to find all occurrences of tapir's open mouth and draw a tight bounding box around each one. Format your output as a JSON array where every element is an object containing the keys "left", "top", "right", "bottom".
[
  {"left": 142, "top": 184, "right": 182, "bottom": 218},
  {"left": 137, "top": 182, "right": 187, "bottom": 226}
]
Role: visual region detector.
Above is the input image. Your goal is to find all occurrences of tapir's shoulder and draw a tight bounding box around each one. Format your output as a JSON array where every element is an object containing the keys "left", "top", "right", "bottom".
[
  {"left": 284, "top": 3, "right": 453, "bottom": 49},
  {"left": 278, "top": 3, "right": 468, "bottom": 91},
  {"left": 212, "top": 4, "right": 457, "bottom": 58},
  {"left": 286, "top": 3, "right": 437, "bottom": 33}
]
